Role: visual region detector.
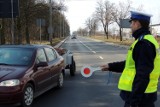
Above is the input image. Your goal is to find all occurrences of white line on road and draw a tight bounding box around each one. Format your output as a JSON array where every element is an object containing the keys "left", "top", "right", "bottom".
[
  {"left": 79, "top": 40, "right": 96, "bottom": 53},
  {"left": 92, "top": 51, "right": 96, "bottom": 53},
  {"left": 99, "top": 56, "right": 103, "bottom": 59}
]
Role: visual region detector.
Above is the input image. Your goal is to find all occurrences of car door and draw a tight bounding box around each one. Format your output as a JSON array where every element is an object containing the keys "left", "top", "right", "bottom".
[
  {"left": 44, "top": 48, "right": 61, "bottom": 84},
  {"left": 34, "top": 48, "right": 52, "bottom": 92}
]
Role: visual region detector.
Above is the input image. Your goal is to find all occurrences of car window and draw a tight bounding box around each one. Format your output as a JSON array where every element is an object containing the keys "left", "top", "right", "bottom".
[
  {"left": 0, "top": 48, "right": 33, "bottom": 66},
  {"left": 44, "top": 48, "right": 57, "bottom": 62},
  {"left": 36, "top": 49, "right": 47, "bottom": 64}
]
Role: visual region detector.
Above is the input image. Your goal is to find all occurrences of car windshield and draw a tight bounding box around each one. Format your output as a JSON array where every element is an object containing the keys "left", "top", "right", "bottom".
[{"left": 0, "top": 48, "right": 34, "bottom": 66}]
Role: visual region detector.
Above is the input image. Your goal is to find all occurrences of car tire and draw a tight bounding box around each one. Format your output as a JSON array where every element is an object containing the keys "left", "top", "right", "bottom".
[
  {"left": 21, "top": 83, "right": 34, "bottom": 107},
  {"left": 56, "top": 72, "right": 64, "bottom": 88},
  {"left": 70, "top": 57, "right": 76, "bottom": 76}
]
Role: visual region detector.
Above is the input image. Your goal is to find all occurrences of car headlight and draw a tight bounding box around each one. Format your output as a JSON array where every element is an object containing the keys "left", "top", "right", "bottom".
[{"left": 0, "top": 79, "right": 20, "bottom": 86}]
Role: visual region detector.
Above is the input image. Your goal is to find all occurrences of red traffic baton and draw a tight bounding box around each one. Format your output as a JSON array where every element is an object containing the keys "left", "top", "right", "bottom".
[{"left": 81, "top": 65, "right": 101, "bottom": 78}]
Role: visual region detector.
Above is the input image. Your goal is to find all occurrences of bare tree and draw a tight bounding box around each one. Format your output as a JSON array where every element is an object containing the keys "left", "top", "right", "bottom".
[
  {"left": 19, "top": 0, "right": 36, "bottom": 44},
  {"left": 0, "top": 19, "right": 5, "bottom": 44},
  {"left": 136, "top": 4, "right": 144, "bottom": 11},
  {"left": 52, "top": 2, "right": 70, "bottom": 39},
  {"left": 95, "top": 0, "right": 114, "bottom": 39},
  {"left": 85, "top": 18, "right": 92, "bottom": 36},
  {"left": 77, "top": 28, "right": 88, "bottom": 36},
  {"left": 0, "top": 0, "right": 69, "bottom": 45},
  {"left": 85, "top": 16, "right": 98, "bottom": 36},
  {"left": 35, "top": 0, "right": 46, "bottom": 4},
  {"left": 111, "top": 0, "right": 132, "bottom": 41}
]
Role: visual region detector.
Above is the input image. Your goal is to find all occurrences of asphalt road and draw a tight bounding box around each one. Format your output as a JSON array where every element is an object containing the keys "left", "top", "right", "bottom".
[
  {"left": 2, "top": 36, "right": 160, "bottom": 107},
  {"left": 33, "top": 36, "right": 160, "bottom": 107},
  {"left": 32, "top": 36, "right": 127, "bottom": 107}
]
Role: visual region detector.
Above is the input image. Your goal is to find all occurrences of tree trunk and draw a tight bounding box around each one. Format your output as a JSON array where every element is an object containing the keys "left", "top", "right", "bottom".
[
  {"left": 25, "top": 11, "right": 30, "bottom": 44},
  {"left": 25, "top": 0, "right": 30, "bottom": 44},
  {"left": 0, "top": 19, "right": 5, "bottom": 44},
  {"left": 119, "top": 27, "right": 122, "bottom": 41},
  {"left": 106, "top": 24, "right": 109, "bottom": 39},
  {"left": 26, "top": 24, "right": 30, "bottom": 44},
  {"left": 17, "top": 17, "right": 22, "bottom": 44},
  {"left": 25, "top": 16, "right": 30, "bottom": 44},
  {"left": 104, "top": 25, "right": 108, "bottom": 39}
]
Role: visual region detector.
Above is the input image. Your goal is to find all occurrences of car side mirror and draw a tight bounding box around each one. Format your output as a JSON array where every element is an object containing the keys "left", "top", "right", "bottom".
[{"left": 36, "top": 62, "right": 48, "bottom": 67}]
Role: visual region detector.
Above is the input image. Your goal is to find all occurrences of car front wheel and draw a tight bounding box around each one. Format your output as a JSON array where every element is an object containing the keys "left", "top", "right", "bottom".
[{"left": 21, "top": 83, "right": 34, "bottom": 107}]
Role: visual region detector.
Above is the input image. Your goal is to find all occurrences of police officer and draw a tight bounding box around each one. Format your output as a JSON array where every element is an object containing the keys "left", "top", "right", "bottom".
[{"left": 101, "top": 11, "right": 160, "bottom": 107}]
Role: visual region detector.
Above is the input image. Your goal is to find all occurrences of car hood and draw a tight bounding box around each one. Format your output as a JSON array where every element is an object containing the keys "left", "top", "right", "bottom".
[{"left": 0, "top": 66, "right": 29, "bottom": 80}]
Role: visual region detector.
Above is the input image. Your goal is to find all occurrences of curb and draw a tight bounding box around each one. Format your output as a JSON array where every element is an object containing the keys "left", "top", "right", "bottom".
[{"left": 53, "top": 36, "right": 69, "bottom": 48}]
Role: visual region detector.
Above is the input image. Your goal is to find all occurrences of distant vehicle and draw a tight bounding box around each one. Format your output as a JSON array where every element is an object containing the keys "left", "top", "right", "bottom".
[
  {"left": 72, "top": 36, "right": 77, "bottom": 39},
  {"left": 54, "top": 48, "right": 76, "bottom": 76},
  {"left": 71, "top": 36, "right": 76, "bottom": 39},
  {"left": 71, "top": 34, "right": 77, "bottom": 39},
  {"left": 0, "top": 44, "right": 65, "bottom": 107}
]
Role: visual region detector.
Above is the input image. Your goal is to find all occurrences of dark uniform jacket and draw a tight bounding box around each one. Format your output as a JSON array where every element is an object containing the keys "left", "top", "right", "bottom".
[{"left": 108, "top": 28, "right": 157, "bottom": 106}]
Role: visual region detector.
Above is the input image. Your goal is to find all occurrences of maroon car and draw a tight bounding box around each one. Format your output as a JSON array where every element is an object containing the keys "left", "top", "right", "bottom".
[{"left": 0, "top": 44, "right": 65, "bottom": 107}]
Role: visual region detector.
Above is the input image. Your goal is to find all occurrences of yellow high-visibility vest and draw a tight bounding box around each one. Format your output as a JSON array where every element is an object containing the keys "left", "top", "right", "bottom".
[{"left": 118, "top": 35, "right": 160, "bottom": 93}]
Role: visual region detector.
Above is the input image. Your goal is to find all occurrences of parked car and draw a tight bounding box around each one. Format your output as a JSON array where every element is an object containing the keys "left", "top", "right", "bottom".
[
  {"left": 54, "top": 48, "right": 76, "bottom": 76},
  {"left": 0, "top": 44, "right": 65, "bottom": 107}
]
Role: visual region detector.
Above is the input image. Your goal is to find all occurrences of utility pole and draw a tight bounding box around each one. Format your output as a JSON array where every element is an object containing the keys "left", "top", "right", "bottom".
[
  {"left": 59, "top": 0, "right": 63, "bottom": 38},
  {"left": 49, "top": 0, "right": 53, "bottom": 45},
  {"left": 39, "top": 19, "right": 42, "bottom": 44},
  {"left": 59, "top": 11, "right": 61, "bottom": 38},
  {"left": 11, "top": 0, "right": 14, "bottom": 44},
  {"left": 63, "top": 11, "right": 65, "bottom": 37}
]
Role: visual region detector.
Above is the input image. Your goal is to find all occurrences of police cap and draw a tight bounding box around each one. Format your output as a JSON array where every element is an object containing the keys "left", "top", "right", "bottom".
[{"left": 130, "top": 11, "right": 152, "bottom": 22}]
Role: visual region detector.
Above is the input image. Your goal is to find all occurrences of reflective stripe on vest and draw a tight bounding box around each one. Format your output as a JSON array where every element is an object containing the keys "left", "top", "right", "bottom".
[{"left": 118, "top": 35, "right": 160, "bottom": 93}]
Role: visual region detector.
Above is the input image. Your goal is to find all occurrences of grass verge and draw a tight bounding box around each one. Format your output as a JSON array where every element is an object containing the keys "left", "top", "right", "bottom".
[{"left": 87, "top": 35, "right": 134, "bottom": 46}]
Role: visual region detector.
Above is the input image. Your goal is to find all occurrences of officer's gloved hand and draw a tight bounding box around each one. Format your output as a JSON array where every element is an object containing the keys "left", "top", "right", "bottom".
[{"left": 100, "top": 64, "right": 109, "bottom": 71}]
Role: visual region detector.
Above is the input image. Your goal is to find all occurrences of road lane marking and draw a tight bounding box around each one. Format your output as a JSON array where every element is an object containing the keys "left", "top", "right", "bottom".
[
  {"left": 92, "top": 51, "right": 96, "bottom": 53},
  {"left": 79, "top": 40, "right": 96, "bottom": 53},
  {"left": 99, "top": 56, "right": 103, "bottom": 59}
]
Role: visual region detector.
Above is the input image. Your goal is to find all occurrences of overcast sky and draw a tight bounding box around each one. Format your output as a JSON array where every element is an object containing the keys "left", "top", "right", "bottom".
[{"left": 62, "top": 0, "right": 160, "bottom": 32}]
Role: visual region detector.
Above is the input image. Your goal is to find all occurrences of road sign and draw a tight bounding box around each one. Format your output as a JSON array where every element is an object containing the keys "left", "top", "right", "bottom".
[
  {"left": 48, "top": 26, "right": 53, "bottom": 34},
  {"left": 36, "top": 19, "right": 45, "bottom": 27},
  {"left": 120, "top": 19, "right": 130, "bottom": 28},
  {"left": 0, "top": 0, "right": 19, "bottom": 18}
]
